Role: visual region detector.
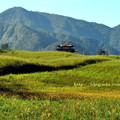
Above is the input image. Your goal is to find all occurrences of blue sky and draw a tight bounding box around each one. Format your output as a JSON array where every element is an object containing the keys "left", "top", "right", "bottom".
[{"left": 0, "top": 0, "right": 120, "bottom": 27}]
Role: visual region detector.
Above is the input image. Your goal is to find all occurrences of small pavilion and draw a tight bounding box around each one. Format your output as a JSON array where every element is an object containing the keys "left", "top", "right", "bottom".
[{"left": 56, "top": 42, "right": 76, "bottom": 53}]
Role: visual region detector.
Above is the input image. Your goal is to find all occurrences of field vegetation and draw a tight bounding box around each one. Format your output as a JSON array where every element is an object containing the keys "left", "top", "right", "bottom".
[{"left": 0, "top": 50, "right": 120, "bottom": 119}]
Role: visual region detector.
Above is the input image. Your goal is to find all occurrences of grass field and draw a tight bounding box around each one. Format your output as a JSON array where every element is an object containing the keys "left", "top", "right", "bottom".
[{"left": 0, "top": 50, "right": 120, "bottom": 120}]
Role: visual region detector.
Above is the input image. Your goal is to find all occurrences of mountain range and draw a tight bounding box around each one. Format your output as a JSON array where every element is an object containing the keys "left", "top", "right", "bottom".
[{"left": 0, "top": 7, "right": 120, "bottom": 55}]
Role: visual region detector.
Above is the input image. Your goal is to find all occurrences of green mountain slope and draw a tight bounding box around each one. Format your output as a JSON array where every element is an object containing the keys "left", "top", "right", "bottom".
[
  {"left": 0, "top": 7, "right": 112, "bottom": 41},
  {"left": 0, "top": 23, "right": 119, "bottom": 54},
  {"left": 0, "top": 7, "right": 120, "bottom": 54},
  {"left": 0, "top": 23, "right": 57, "bottom": 51},
  {"left": 109, "top": 25, "right": 120, "bottom": 51}
]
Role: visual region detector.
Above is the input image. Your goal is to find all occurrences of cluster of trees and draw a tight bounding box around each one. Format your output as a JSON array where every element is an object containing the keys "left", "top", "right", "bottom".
[
  {"left": 97, "top": 50, "right": 107, "bottom": 55},
  {"left": 0, "top": 43, "right": 9, "bottom": 51}
]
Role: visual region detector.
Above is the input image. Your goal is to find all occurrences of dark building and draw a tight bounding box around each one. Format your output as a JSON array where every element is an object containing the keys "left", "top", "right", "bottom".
[{"left": 56, "top": 42, "right": 75, "bottom": 53}]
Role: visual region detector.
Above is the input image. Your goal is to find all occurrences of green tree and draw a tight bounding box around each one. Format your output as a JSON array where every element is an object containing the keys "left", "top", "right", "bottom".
[
  {"left": 97, "top": 49, "right": 106, "bottom": 55},
  {"left": 0, "top": 43, "right": 9, "bottom": 50}
]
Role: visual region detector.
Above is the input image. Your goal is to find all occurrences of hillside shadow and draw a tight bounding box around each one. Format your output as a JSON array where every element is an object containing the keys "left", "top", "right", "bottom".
[
  {"left": 0, "top": 84, "right": 28, "bottom": 92},
  {"left": 0, "top": 64, "right": 54, "bottom": 75},
  {"left": 0, "top": 85, "right": 12, "bottom": 92},
  {"left": 0, "top": 59, "right": 105, "bottom": 76}
]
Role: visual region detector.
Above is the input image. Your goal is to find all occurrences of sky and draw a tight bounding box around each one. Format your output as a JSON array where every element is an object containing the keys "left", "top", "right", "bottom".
[{"left": 0, "top": 0, "right": 120, "bottom": 27}]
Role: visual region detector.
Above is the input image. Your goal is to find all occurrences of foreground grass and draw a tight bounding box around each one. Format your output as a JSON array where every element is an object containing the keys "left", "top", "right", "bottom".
[
  {"left": 0, "top": 50, "right": 120, "bottom": 119},
  {"left": 0, "top": 96, "right": 120, "bottom": 120}
]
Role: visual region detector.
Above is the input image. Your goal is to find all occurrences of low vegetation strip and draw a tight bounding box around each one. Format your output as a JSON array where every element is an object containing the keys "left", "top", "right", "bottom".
[{"left": 0, "top": 89, "right": 120, "bottom": 101}]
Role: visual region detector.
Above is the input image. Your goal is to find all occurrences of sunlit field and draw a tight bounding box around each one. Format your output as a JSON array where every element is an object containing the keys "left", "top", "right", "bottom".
[{"left": 0, "top": 50, "right": 120, "bottom": 119}]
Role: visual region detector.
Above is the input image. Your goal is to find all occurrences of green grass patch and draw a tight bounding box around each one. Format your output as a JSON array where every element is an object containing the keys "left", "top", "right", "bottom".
[
  {"left": 0, "top": 50, "right": 120, "bottom": 119},
  {"left": 0, "top": 96, "right": 120, "bottom": 120}
]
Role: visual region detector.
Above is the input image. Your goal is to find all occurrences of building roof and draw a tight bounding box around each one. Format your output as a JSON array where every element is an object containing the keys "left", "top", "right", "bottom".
[
  {"left": 56, "top": 42, "right": 75, "bottom": 53},
  {"left": 57, "top": 42, "right": 74, "bottom": 47}
]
